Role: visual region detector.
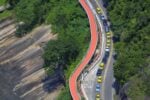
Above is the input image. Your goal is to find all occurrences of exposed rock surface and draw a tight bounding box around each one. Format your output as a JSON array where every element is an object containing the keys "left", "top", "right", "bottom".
[
  {"left": 0, "top": 18, "right": 62, "bottom": 100},
  {"left": 0, "top": 4, "right": 10, "bottom": 12}
]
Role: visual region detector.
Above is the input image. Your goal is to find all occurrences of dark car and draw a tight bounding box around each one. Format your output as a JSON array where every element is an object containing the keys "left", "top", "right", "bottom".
[
  {"left": 105, "top": 25, "right": 109, "bottom": 33},
  {"left": 103, "top": 19, "right": 108, "bottom": 26},
  {"left": 105, "top": 51, "right": 109, "bottom": 57},
  {"left": 103, "top": 2, "right": 108, "bottom": 8},
  {"left": 96, "top": 68, "right": 102, "bottom": 76},
  {"left": 102, "top": 55, "right": 108, "bottom": 64}
]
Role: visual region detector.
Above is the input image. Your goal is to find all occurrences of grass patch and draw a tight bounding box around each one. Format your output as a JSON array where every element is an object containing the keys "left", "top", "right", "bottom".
[
  {"left": 0, "top": 0, "right": 6, "bottom": 6},
  {"left": 0, "top": 10, "right": 12, "bottom": 20}
]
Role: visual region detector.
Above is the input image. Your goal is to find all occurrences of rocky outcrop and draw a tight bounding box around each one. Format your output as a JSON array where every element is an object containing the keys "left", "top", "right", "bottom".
[{"left": 0, "top": 4, "right": 10, "bottom": 12}]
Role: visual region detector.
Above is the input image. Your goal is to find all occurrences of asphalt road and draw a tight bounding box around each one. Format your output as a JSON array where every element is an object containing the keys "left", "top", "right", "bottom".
[
  {"left": 94, "top": 0, "right": 115, "bottom": 100},
  {"left": 103, "top": 52, "right": 114, "bottom": 100},
  {"left": 81, "top": 0, "right": 114, "bottom": 100},
  {"left": 91, "top": 0, "right": 114, "bottom": 100},
  {"left": 80, "top": 0, "right": 106, "bottom": 99}
]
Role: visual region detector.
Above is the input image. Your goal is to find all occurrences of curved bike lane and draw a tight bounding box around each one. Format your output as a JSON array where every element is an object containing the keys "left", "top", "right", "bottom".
[{"left": 69, "top": 0, "right": 98, "bottom": 99}]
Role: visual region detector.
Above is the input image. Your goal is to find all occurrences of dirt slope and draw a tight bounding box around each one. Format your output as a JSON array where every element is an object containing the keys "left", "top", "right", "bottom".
[{"left": 0, "top": 18, "right": 62, "bottom": 100}]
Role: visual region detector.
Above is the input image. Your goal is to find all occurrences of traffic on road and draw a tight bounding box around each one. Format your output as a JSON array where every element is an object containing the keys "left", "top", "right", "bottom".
[
  {"left": 84, "top": 2, "right": 112, "bottom": 100},
  {"left": 92, "top": 0, "right": 112, "bottom": 100},
  {"left": 69, "top": 0, "right": 114, "bottom": 99}
]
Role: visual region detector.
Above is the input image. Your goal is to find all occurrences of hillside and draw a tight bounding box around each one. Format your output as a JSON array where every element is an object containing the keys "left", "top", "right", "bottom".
[
  {"left": 0, "top": 17, "right": 63, "bottom": 99},
  {"left": 106, "top": 0, "right": 150, "bottom": 99},
  {"left": 0, "top": 0, "right": 90, "bottom": 99}
]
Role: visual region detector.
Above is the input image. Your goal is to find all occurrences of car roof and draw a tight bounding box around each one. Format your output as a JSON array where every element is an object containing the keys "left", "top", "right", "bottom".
[{"left": 96, "top": 84, "right": 100, "bottom": 87}]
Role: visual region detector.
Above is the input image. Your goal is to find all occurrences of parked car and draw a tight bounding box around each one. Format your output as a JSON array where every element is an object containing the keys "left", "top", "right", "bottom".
[
  {"left": 96, "top": 68, "right": 102, "bottom": 76},
  {"left": 106, "top": 32, "right": 111, "bottom": 36},
  {"left": 106, "top": 43, "right": 110, "bottom": 47},
  {"left": 103, "top": 1, "right": 108, "bottom": 8},
  {"left": 99, "top": 62, "right": 104, "bottom": 69},
  {"left": 106, "top": 32, "right": 111, "bottom": 39},
  {"left": 96, "top": 94, "right": 100, "bottom": 100},
  {"left": 107, "top": 35, "right": 111, "bottom": 38},
  {"left": 102, "top": 54, "right": 108, "bottom": 64},
  {"left": 105, "top": 51, "right": 109, "bottom": 57},
  {"left": 96, "top": 84, "right": 100, "bottom": 92},
  {"left": 103, "top": 19, "right": 108, "bottom": 26},
  {"left": 107, "top": 39, "right": 111, "bottom": 43},
  {"left": 97, "top": 76, "right": 102, "bottom": 83},
  {"left": 105, "top": 25, "right": 109, "bottom": 33},
  {"left": 100, "top": 15, "right": 105, "bottom": 20},
  {"left": 96, "top": 7, "right": 101, "bottom": 14},
  {"left": 105, "top": 47, "right": 110, "bottom": 52}
]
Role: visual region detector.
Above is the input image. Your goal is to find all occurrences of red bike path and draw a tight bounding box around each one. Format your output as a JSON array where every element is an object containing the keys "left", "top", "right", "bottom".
[{"left": 69, "top": 0, "right": 98, "bottom": 99}]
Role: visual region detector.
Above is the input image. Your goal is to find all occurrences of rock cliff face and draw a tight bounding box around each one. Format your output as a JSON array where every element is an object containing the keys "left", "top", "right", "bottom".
[{"left": 0, "top": 18, "right": 62, "bottom": 100}]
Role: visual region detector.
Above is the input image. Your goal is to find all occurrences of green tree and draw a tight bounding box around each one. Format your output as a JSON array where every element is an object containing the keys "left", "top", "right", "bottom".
[{"left": 107, "top": 0, "right": 150, "bottom": 98}]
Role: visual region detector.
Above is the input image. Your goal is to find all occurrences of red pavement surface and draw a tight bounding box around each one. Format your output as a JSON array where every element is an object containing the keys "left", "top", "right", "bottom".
[{"left": 69, "top": 0, "right": 98, "bottom": 99}]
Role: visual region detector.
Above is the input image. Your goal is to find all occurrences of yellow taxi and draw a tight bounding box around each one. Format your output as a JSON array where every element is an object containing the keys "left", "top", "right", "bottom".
[
  {"left": 99, "top": 62, "right": 104, "bottom": 69},
  {"left": 106, "top": 32, "right": 111, "bottom": 38},
  {"left": 96, "top": 94, "right": 100, "bottom": 100},
  {"left": 97, "top": 76, "right": 102, "bottom": 83},
  {"left": 107, "top": 39, "right": 111, "bottom": 43},
  {"left": 106, "top": 32, "right": 111, "bottom": 35},
  {"left": 96, "top": 7, "right": 101, "bottom": 13},
  {"left": 106, "top": 43, "right": 110, "bottom": 47},
  {"left": 107, "top": 35, "right": 111, "bottom": 38}
]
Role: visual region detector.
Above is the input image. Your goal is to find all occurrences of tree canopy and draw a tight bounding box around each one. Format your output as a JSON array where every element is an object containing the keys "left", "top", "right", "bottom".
[{"left": 106, "top": 0, "right": 150, "bottom": 98}]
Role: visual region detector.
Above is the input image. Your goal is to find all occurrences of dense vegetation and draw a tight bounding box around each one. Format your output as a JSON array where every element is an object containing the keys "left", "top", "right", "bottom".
[
  {"left": 13, "top": 0, "right": 50, "bottom": 36},
  {"left": 44, "top": 1, "right": 90, "bottom": 99},
  {"left": 0, "top": 10, "right": 12, "bottom": 19},
  {"left": 0, "top": 0, "right": 12, "bottom": 19},
  {"left": 0, "top": 0, "right": 6, "bottom": 6},
  {"left": 106, "top": 0, "right": 150, "bottom": 99},
  {"left": 5, "top": 0, "right": 90, "bottom": 99}
]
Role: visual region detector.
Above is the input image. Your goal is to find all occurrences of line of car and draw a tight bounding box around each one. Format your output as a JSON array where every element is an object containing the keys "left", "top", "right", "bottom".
[{"left": 95, "top": 7, "right": 111, "bottom": 100}]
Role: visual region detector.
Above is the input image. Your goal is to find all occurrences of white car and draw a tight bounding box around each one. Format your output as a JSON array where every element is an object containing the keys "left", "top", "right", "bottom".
[{"left": 105, "top": 47, "right": 110, "bottom": 52}]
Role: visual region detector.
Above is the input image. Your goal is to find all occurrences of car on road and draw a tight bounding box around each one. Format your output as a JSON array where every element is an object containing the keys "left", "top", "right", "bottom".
[
  {"left": 107, "top": 35, "right": 111, "bottom": 38},
  {"left": 105, "top": 25, "right": 109, "bottom": 33},
  {"left": 107, "top": 39, "right": 111, "bottom": 43},
  {"left": 96, "top": 7, "right": 101, "bottom": 14},
  {"left": 106, "top": 32, "right": 111, "bottom": 36},
  {"left": 97, "top": 76, "right": 102, "bottom": 83},
  {"left": 106, "top": 43, "right": 110, "bottom": 47},
  {"left": 102, "top": 56, "right": 107, "bottom": 64},
  {"left": 96, "top": 98, "right": 100, "bottom": 100},
  {"left": 100, "top": 15, "right": 105, "bottom": 20},
  {"left": 105, "top": 51, "right": 110, "bottom": 57},
  {"left": 96, "top": 68, "right": 102, "bottom": 76},
  {"left": 96, "top": 94, "right": 100, "bottom": 100},
  {"left": 103, "top": 19, "right": 108, "bottom": 26},
  {"left": 105, "top": 47, "right": 110, "bottom": 52},
  {"left": 96, "top": 84, "right": 100, "bottom": 92},
  {"left": 99, "top": 62, "right": 104, "bottom": 69},
  {"left": 106, "top": 31, "right": 111, "bottom": 39},
  {"left": 103, "top": 2, "right": 108, "bottom": 8},
  {"left": 102, "top": 52, "right": 109, "bottom": 64}
]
